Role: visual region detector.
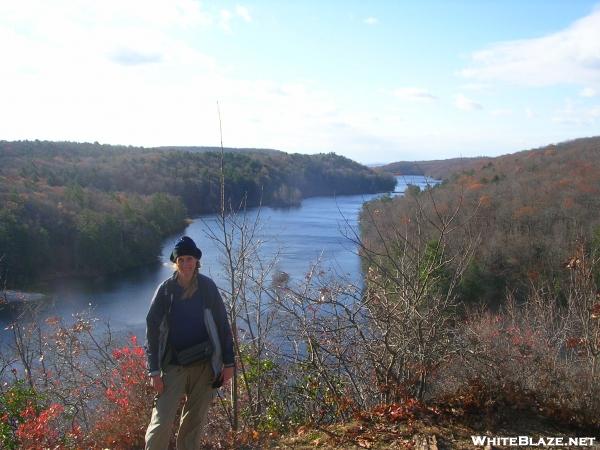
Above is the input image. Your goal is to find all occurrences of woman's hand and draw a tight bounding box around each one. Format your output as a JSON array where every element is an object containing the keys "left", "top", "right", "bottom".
[
  {"left": 150, "top": 374, "right": 164, "bottom": 395},
  {"left": 222, "top": 366, "right": 234, "bottom": 384}
]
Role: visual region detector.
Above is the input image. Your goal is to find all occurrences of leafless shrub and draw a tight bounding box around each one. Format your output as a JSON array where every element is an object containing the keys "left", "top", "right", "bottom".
[
  {"left": 1, "top": 305, "right": 127, "bottom": 432},
  {"left": 351, "top": 185, "right": 479, "bottom": 401},
  {"left": 444, "top": 241, "right": 600, "bottom": 428}
]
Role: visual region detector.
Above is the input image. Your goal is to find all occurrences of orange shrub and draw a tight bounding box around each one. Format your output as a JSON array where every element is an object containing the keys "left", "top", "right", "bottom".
[{"left": 87, "top": 335, "right": 154, "bottom": 449}]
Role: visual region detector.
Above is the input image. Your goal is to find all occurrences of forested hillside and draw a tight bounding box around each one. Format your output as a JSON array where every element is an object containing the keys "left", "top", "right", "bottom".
[
  {"left": 377, "top": 155, "right": 490, "bottom": 179},
  {"left": 0, "top": 140, "right": 394, "bottom": 287},
  {"left": 363, "top": 136, "right": 600, "bottom": 307},
  {"left": 353, "top": 137, "right": 600, "bottom": 440},
  {"left": 156, "top": 145, "right": 283, "bottom": 156}
]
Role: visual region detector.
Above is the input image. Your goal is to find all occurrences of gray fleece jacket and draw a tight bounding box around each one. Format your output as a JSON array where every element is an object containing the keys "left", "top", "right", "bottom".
[{"left": 145, "top": 272, "right": 235, "bottom": 378}]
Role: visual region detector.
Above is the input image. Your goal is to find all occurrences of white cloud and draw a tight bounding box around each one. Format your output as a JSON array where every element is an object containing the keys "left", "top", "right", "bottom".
[
  {"left": 552, "top": 116, "right": 581, "bottom": 125},
  {"left": 109, "top": 48, "right": 163, "bottom": 65},
  {"left": 551, "top": 98, "right": 600, "bottom": 125},
  {"left": 460, "top": 7, "right": 600, "bottom": 87},
  {"left": 364, "top": 17, "right": 378, "bottom": 25},
  {"left": 455, "top": 94, "right": 483, "bottom": 111},
  {"left": 460, "top": 82, "right": 493, "bottom": 92},
  {"left": 393, "top": 87, "right": 438, "bottom": 102},
  {"left": 580, "top": 87, "right": 597, "bottom": 97},
  {"left": 235, "top": 5, "right": 252, "bottom": 22},
  {"left": 525, "top": 108, "right": 536, "bottom": 118},
  {"left": 490, "top": 108, "right": 512, "bottom": 117},
  {"left": 0, "top": 0, "right": 342, "bottom": 151},
  {"left": 0, "top": 0, "right": 215, "bottom": 75},
  {"left": 217, "top": 6, "right": 253, "bottom": 32},
  {"left": 220, "top": 9, "right": 233, "bottom": 32}
]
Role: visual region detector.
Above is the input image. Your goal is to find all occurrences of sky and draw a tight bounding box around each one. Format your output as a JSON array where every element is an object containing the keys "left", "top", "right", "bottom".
[{"left": 1, "top": 1, "right": 600, "bottom": 164}]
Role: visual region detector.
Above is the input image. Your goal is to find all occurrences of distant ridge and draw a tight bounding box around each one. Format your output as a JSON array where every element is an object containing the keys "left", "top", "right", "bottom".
[
  {"left": 377, "top": 136, "right": 600, "bottom": 180},
  {"left": 155, "top": 145, "right": 284, "bottom": 156},
  {"left": 0, "top": 140, "right": 285, "bottom": 157},
  {"left": 376, "top": 156, "right": 491, "bottom": 179}
]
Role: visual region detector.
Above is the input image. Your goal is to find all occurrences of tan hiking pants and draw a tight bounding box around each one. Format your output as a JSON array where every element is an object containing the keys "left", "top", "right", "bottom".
[{"left": 145, "top": 361, "right": 216, "bottom": 450}]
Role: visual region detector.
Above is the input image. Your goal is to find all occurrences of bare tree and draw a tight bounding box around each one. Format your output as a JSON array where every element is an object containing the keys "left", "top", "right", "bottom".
[
  {"left": 205, "top": 104, "right": 284, "bottom": 437},
  {"left": 346, "top": 185, "right": 479, "bottom": 401}
]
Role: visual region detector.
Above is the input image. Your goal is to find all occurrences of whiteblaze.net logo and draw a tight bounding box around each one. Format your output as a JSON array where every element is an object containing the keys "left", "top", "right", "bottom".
[{"left": 471, "top": 436, "right": 597, "bottom": 447}]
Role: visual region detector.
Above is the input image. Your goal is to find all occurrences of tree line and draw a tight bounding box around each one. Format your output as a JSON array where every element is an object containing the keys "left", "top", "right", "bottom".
[
  {"left": 377, "top": 155, "right": 491, "bottom": 179},
  {"left": 0, "top": 140, "right": 395, "bottom": 288},
  {"left": 369, "top": 136, "right": 600, "bottom": 307}
]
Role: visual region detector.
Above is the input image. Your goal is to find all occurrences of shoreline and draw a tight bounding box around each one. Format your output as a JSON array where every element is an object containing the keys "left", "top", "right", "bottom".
[{"left": 0, "top": 289, "right": 48, "bottom": 306}]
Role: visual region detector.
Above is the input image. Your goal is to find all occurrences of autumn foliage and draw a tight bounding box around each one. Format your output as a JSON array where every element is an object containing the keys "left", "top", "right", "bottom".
[
  {"left": 375, "top": 136, "right": 600, "bottom": 307},
  {"left": 88, "top": 335, "right": 153, "bottom": 449},
  {"left": 1, "top": 326, "right": 155, "bottom": 450},
  {"left": 2, "top": 137, "right": 600, "bottom": 448}
]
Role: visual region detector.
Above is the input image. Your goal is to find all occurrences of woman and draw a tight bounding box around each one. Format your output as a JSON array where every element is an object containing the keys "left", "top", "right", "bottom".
[{"left": 145, "top": 236, "right": 235, "bottom": 450}]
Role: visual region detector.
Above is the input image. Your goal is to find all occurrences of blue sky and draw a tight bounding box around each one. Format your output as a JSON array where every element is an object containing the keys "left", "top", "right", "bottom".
[{"left": 1, "top": 1, "right": 600, "bottom": 163}]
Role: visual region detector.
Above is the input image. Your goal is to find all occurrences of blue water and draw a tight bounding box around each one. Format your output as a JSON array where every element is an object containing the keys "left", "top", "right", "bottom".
[{"left": 0, "top": 176, "right": 433, "bottom": 336}]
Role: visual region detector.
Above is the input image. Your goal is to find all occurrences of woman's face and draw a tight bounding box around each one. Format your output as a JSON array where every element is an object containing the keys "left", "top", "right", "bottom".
[{"left": 176, "top": 255, "right": 198, "bottom": 282}]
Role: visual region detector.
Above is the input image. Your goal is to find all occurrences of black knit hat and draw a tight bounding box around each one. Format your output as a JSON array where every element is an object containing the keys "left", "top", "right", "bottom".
[{"left": 170, "top": 236, "right": 202, "bottom": 262}]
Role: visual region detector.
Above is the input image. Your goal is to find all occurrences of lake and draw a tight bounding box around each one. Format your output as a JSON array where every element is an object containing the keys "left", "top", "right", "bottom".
[{"left": 0, "top": 176, "right": 433, "bottom": 337}]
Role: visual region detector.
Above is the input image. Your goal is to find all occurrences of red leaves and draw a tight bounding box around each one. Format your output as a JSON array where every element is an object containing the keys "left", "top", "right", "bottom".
[
  {"left": 565, "top": 336, "right": 589, "bottom": 356},
  {"left": 90, "top": 334, "right": 152, "bottom": 448},
  {"left": 513, "top": 205, "right": 536, "bottom": 219},
  {"left": 112, "top": 336, "right": 145, "bottom": 361},
  {"left": 44, "top": 316, "right": 60, "bottom": 326},
  {"left": 467, "top": 182, "right": 484, "bottom": 191},
  {"left": 566, "top": 336, "right": 585, "bottom": 349},
  {"left": 355, "top": 399, "right": 433, "bottom": 426},
  {"left": 8, "top": 333, "right": 151, "bottom": 449},
  {"left": 15, "top": 403, "right": 64, "bottom": 449},
  {"left": 479, "top": 195, "right": 492, "bottom": 207}
]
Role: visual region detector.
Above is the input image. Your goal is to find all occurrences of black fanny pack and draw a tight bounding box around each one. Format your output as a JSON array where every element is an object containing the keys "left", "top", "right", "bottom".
[{"left": 174, "top": 341, "right": 213, "bottom": 366}]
